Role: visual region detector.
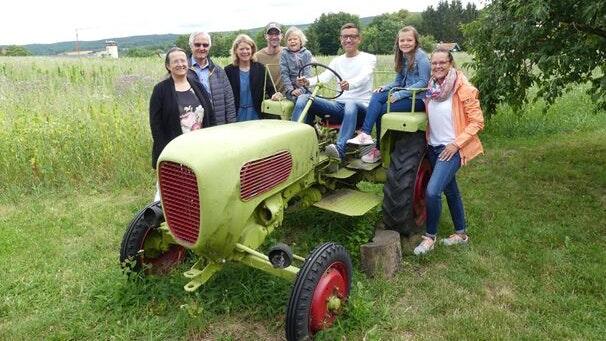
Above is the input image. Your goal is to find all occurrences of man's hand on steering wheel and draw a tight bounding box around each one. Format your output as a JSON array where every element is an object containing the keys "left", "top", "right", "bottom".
[
  {"left": 339, "top": 80, "right": 349, "bottom": 91},
  {"left": 298, "top": 62, "right": 344, "bottom": 100}
]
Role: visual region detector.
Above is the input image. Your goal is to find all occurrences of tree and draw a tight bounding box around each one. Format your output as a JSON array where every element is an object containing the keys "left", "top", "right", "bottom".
[
  {"left": 125, "top": 48, "right": 156, "bottom": 58},
  {"left": 418, "top": 34, "right": 437, "bottom": 53},
  {"left": 175, "top": 32, "right": 239, "bottom": 58},
  {"left": 421, "top": 0, "right": 478, "bottom": 46},
  {"left": 175, "top": 34, "right": 190, "bottom": 55},
  {"left": 1, "top": 45, "right": 32, "bottom": 56},
  {"left": 254, "top": 30, "right": 267, "bottom": 51},
  {"left": 463, "top": 0, "right": 606, "bottom": 116},
  {"left": 361, "top": 10, "right": 411, "bottom": 54},
  {"left": 360, "top": 26, "right": 382, "bottom": 54},
  {"left": 306, "top": 12, "right": 360, "bottom": 55},
  {"left": 213, "top": 31, "right": 242, "bottom": 57}
]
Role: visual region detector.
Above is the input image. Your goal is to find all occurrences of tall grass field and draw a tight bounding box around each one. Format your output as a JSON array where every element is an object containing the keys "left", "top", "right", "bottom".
[{"left": 0, "top": 54, "right": 605, "bottom": 339}]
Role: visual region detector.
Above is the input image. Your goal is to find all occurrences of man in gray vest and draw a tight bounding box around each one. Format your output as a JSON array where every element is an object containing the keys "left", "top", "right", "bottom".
[{"left": 188, "top": 31, "right": 236, "bottom": 124}]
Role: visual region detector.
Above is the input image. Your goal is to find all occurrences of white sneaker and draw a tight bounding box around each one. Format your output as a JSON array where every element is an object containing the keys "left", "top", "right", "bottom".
[
  {"left": 413, "top": 235, "right": 435, "bottom": 255},
  {"left": 325, "top": 144, "right": 341, "bottom": 173},
  {"left": 361, "top": 147, "right": 381, "bottom": 163},
  {"left": 347, "top": 132, "right": 374, "bottom": 145},
  {"left": 442, "top": 233, "right": 469, "bottom": 246}
]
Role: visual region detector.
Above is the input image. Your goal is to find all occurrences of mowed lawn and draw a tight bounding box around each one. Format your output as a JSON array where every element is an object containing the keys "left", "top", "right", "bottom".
[{"left": 1, "top": 128, "right": 604, "bottom": 340}]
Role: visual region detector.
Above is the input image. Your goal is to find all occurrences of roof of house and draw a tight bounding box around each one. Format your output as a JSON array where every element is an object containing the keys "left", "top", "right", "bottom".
[{"left": 436, "top": 42, "right": 461, "bottom": 51}]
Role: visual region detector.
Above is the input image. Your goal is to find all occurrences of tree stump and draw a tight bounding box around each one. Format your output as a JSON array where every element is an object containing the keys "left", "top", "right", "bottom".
[{"left": 360, "top": 230, "right": 402, "bottom": 278}]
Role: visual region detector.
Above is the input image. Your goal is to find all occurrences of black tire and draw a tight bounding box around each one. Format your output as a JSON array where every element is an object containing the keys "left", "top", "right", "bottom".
[
  {"left": 383, "top": 132, "right": 430, "bottom": 236},
  {"left": 285, "top": 242, "right": 352, "bottom": 341},
  {"left": 119, "top": 201, "right": 186, "bottom": 276}
]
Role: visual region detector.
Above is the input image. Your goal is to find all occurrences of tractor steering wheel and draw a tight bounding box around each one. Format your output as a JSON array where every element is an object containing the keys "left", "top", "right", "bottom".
[{"left": 298, "top": 62, "right": 344, "bottom": 100}]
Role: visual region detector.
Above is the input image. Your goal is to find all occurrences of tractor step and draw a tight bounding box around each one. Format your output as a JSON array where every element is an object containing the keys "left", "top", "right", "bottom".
[
  {"left": 183, "top": 262, "right": 223, "bottom": 292},
  {"left": 324, "top": 167, "right": 357, "bottom": 179},
  {"left": 313, "top": 188, "right": 381, "bottom": 216},
  {"left": 346, "top": 159, "right": 382, "bottom": 171}
]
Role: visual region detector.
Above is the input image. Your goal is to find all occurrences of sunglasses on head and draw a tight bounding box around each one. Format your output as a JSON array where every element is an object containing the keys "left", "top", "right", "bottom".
[{"left": 194, "top": 43, "right": 210, "bottom": 48}]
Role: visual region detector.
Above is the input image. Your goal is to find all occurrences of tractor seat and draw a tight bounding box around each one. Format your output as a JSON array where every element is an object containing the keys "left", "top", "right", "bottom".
[
  {"left": 319, "top": 114, "right": 363, "bottom": 131},
  {"left": 322, "top": 121, "right": 342, "bottom": 130}
]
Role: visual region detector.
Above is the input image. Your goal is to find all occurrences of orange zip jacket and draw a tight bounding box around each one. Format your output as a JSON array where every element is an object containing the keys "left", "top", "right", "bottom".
[{"left": 426, "top": 70, "right": 484, "bottom": 165}]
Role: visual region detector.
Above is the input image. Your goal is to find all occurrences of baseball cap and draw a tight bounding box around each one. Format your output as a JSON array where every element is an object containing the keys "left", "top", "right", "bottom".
[{"left": 265, "top": 22, "right": 281, "bottom": 34}]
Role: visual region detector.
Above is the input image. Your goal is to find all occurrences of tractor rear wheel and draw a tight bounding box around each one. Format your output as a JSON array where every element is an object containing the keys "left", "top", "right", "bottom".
[
  {"left": 285, "top": 242, "right": 352, "bottom": 341},
  {"left": 119, "top": 201, "right": 186, "bottom": 276},
  {"left": 383, "top": 132, "right": 431, "bottom": 236}
]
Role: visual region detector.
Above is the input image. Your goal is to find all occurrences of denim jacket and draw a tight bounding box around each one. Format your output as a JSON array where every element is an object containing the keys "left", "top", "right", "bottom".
[{"left": 382, "top": 49, "right": 430, "bottom": 101}]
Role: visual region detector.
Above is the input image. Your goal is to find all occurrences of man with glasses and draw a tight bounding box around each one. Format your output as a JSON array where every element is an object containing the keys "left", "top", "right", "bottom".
[
  {"left": 188, "top": 32, "right": 236, "bottom": 125},
  {"left": 291, "top": 23, "right": 376, "bottom": 167},
  {"left": 254, "top": 22, "right": 285, "bottom": 94}
]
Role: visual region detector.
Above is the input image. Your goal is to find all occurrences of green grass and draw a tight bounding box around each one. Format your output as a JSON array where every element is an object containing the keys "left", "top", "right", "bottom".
[{"left": 1, "top": 56, "right": 605, "bottom": 339}]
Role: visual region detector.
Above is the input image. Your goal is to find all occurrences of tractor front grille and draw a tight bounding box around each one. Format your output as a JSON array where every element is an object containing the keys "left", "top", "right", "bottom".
[
  {"left": 240, "top": 151, "right": 292, "bottom": 201},
  {"left": 158, "top": 161, "right": 200, "bottom": 245}
]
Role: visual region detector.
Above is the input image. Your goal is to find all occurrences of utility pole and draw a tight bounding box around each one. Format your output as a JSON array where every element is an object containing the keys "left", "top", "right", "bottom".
[{"left": 75, "top": 28, "right": 80, "bottom": 57}]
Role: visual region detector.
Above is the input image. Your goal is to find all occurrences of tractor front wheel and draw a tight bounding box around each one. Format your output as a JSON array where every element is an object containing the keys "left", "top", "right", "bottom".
[
  {"left": 119, "top": 201, "right": 186, "bottom": 276},
  {"left": 383, "top": 132, "right": 431, "bottom": 236},
  {"left": 285, "top": 242, "right": 352, "bottom": 341}
]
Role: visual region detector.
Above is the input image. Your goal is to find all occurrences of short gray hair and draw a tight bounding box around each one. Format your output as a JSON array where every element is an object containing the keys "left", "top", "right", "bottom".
[
  {"left": 284, "top": 26, "right": 307, "bottom": 47},
  {"left": 189, "top": 32, "right": 212, "bottom": 47}
]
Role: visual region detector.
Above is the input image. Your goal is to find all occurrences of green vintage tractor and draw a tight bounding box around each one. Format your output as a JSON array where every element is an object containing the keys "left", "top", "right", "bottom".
[{"left": 119, "top": 63, "right": 430, "bottom": 340}]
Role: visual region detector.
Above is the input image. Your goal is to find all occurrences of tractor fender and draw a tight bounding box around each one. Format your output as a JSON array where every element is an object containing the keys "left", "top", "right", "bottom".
[
  {"left": 380, "top": 112, "right": 428, "bottom": 167},
  {"left": 380, "top": 111, "right": 427, "bottom": 135}
]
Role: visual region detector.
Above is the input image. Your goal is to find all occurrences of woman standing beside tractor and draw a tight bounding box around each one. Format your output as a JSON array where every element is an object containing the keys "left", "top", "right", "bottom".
[
  {"left": 413, "top": 48, "right": 484, "bottom": 255},
  {"left": 149, "top": 47, "right": 215, "bottom": 201},
  {"left": 347, "top": 26, "right": 430, "bottom": 163},
  {"left": 225, "top": 34, "right": 282, "bottom": 121}
]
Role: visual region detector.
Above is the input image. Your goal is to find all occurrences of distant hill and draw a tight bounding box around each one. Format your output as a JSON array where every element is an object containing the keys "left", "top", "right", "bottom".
[
  {"left": 9, "top": 16, "right": 378, "bottom": 56},
  {"left": 19, "top": 34, "right": 181, "bottom": 56}
]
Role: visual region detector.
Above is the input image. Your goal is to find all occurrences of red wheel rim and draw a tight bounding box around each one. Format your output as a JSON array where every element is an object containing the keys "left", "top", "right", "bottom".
[
  {"left": 142, "top": 245, "right": 186, "bottom": 275},
  {"left": 309, "top": 261, "right": 349, "bottom": 333},
  {"left": 140, "top": 229, "right": 186, "bottom": 275},
  {"left": 413, "top": 158, "right": 431, "bottom": 226}
]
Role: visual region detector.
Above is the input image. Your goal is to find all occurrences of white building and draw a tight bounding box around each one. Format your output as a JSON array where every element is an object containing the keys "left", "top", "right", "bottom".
[{"left": 105, "top": 41, "right": 118, "bottom": 58}]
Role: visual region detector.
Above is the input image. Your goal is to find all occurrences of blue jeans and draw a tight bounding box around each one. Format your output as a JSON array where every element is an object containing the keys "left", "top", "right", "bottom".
[
  {"left": 361, "top": 91, "right": 425, "bottom": 147},
  {"left": 291, "top": 94, "right": 366, "bottom": 158},
  {"left": 425, "top": 145, "right": 466, "bottom": 236}
]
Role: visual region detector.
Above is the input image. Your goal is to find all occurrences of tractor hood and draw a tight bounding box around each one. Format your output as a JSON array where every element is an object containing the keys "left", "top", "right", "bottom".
[{"left": 157, "top": 120, "right": 318, "bottom": 257}]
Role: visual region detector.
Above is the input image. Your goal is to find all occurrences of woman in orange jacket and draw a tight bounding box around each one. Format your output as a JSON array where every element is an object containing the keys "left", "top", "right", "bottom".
[{"left": 414, "top": 48, "right": 484, "bottom": 255}]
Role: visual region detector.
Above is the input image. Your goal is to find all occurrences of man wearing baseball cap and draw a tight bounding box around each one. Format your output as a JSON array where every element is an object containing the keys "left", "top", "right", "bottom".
[{"left": 254, "top": 22, "right": 285, "bottom": 93}]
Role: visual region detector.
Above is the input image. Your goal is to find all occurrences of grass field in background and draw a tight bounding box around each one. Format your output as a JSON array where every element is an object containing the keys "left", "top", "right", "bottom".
[{"left": 0, "top": 55, "right": 605, "bottom": 339}]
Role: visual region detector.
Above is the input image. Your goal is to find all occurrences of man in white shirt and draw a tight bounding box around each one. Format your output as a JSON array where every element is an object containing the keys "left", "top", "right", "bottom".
[{"left": 292, "top": 23, "right": 377, "bottom": 162}]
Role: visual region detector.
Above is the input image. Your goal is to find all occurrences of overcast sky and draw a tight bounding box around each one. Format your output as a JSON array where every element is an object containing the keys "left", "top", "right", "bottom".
[{"left": 1, "top": 0, "right": 483, "bottom": 45}]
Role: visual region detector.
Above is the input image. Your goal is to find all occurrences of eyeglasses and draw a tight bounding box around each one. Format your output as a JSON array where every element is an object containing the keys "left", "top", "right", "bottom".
[
  {"left": 193, "top": 43, "right": 210, "bottom": 48},
  {"left": 340, "top": 34, "right": 359, "bottom": 41},
  {"left": 431, "top": 61, "right": 450, "bottom": 66}
]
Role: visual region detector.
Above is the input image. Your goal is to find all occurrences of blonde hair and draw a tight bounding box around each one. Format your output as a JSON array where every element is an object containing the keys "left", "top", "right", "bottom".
[
  {"left": 284, "top": 26, "right": 308, "bottom": 47},
  {"left": 230, "top": 34, "right": 257, "bottom": 66}
]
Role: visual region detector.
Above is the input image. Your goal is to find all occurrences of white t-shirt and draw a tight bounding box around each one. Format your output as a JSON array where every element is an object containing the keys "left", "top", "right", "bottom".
[
  {"left": 428, "top": 94, "right": 456, "bottom": 146},
  {"left": 310, "top": 51, "right": 376, "bottom": 106}
]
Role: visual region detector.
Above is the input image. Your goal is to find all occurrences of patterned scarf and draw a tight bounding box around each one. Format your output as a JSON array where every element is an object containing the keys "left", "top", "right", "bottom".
[{"left": 427, "top": 68, "right": 457, "bottom": 102}]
